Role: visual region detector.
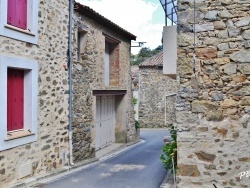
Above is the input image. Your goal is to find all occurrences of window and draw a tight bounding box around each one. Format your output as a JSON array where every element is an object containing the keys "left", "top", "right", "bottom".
[
  {"left": 77, "top": 27, "right": 87, "bottom": 61},
  {"left": 0, "top": 0, "right": 38, "bottom": 44},
  {"left": 7, "top": 0, "right": 27, "bottom": 30},
  {"left": 0, "top": 56, "right": 38, "bottom": 151},
  {"left": 7, "top": 68, "right": 24, "bottom": 132},
  {"left": 104, "top": 42, "right": 110, "bottom": 85},
  {"left": 104, "top": 34, "right": 120, "bottom": 86}
]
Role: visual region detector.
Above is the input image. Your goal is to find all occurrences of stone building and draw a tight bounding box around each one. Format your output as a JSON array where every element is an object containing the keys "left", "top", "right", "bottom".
[
  {"left": 72, "top": 3, "right": 139, "bottom": 162},
  {"left": 131, "top": 65, "right": 139, "bottom": 120},
  {"left": 0, "top": 1, "right": 138, "bottom": 187},
  {"left": 0, "top": 0, "right": 70, "bottom": 187},
  {"left": 177, "top": 0, "right": 250, "bottom": 187},
  {"left": 139, "top": 51, "right": 177, "bottom": 128},
  {"left": 131, "top": 65, "right": 139, "bottom": 92}
]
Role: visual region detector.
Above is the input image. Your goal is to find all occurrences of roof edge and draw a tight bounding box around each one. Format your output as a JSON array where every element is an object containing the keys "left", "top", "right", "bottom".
[{"left": 74, "top": 2, "right": 137, "bottom": 41}]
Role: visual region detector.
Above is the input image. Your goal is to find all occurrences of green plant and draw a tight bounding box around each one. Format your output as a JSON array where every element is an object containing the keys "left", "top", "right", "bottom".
[
  {"left": 135, "top": 120, "right": 140, "bottom": 129},
  {"left": 160, "top": 125, "right": 177, "bottom": 174},
  {"left": 132, "top": 97, "right": 137, "bottom": 106}
]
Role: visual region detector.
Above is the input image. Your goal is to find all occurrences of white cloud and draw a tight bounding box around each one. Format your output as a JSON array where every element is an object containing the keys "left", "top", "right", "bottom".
[{"left": 76, "top": 0, "right": 164, "bottom": 54}]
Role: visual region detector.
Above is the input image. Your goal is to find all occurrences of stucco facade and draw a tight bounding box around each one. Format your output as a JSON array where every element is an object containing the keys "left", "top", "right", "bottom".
[
  {"left": 0, "top": 0, "right": 70, "bottom": 187},
  {"left": 72, "top": 3, "right": 139, "bottom": 162},
  {"left": 177, "top": 0, "right": 250, "bottom": 187}
]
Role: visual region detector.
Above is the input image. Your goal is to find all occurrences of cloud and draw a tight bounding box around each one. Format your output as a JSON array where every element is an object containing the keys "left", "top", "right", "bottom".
[{"left": 75, "top": 0, "right": 164, "bottom": 54}]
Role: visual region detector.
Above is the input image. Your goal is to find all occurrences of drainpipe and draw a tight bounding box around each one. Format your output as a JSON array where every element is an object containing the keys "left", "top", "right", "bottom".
[{"left": 68, "top": 0, "right": 74, "bottom": 166}]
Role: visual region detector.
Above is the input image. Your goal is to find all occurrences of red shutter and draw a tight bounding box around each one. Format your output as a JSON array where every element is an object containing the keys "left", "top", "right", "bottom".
[
  {"left": 7, "top": 0, "right": 17, "bottom": 26},
  {"left": 7, "top": 69, "right": 24, "bottom": 132},
  {"left": 7, "top": 0, "right": 27, "bottom": 29},
  {"left": 17, "top": 0, "right": 27, "bottom": 29}
]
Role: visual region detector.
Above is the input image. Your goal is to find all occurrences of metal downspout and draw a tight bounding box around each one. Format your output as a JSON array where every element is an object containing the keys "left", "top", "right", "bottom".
[{"left": 68, "top": 0, "right": 74, "bottom": 166}]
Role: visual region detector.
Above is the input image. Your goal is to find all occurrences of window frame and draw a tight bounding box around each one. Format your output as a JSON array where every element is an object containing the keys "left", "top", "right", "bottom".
[
  {"left": 103, "top": 33, "right": 120, "bottom": 86},
  {"left": 0, "top": 0, "right": 38, "bottom": 44},
  {"left": 0, "top": 55, "right": 38, "bottom": 151}
]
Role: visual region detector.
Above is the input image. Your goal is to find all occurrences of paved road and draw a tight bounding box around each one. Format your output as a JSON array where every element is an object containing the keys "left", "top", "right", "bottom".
[{"left": 35, "top": 129, "right": 169, "bottom": 188}]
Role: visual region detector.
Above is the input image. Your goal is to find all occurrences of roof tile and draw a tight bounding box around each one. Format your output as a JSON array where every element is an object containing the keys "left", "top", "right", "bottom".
[{"left": 139, "top": 51, "right": 163, "bottom": 67}]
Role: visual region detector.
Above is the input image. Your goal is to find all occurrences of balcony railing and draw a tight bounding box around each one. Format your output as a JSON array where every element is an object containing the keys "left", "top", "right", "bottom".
[{"left": 159, "top": 0, "right": 177, "bottom": 25}]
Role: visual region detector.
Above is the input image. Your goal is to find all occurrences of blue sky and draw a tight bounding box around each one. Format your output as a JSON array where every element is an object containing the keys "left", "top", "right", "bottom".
[
  {"left": 146, "top": 0, "right": 165, "bottom": 24},
  {"left": 76, "top": 0, "right": 165, "bottom": 54}
]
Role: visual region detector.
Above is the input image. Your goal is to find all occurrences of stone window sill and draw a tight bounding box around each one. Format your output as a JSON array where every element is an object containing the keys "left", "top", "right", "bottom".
[
  {"left": 4, "top": 24, "right": 35, "bottom": 36},
  {"left": 5, "top": 130, "right": 35, "bottom": 141}
]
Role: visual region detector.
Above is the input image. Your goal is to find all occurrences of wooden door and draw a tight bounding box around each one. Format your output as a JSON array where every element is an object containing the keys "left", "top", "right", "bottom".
[{"left": 96, "top": 96, "right": 115, "bottom": 150}]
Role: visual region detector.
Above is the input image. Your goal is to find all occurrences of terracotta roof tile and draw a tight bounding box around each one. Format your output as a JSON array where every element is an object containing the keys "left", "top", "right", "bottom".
[{"left": 139, "top": 51, "right": 163, "bottom": 67}]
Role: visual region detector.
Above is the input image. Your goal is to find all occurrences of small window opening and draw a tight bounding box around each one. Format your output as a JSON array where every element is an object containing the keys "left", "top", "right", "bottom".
[{"left": 77, "top": 29, "right": 87, "bottom": 61}]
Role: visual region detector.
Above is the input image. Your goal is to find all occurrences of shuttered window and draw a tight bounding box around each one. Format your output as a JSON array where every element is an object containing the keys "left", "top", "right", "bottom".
[
  {"left": 7, "top": 0, "right": 27, "bottom": 29},
  {"left": 7, "top": 68, "right": 24, "bottom": 132},
  {"left": 104, "top": 42, "right": 110, "bottom": 86}
]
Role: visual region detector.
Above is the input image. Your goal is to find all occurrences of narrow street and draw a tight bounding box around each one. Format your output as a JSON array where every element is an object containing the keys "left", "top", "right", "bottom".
[{"left": 34, "top": 129, "right": 169, "bottom": 188}]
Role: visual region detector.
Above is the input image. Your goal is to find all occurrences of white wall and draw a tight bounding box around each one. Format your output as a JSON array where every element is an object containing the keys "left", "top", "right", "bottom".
[{"left": 163, "top": 25, "right": 177, "bottom": 76}]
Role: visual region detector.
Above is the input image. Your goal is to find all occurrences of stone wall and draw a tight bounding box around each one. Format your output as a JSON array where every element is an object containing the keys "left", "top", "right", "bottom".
[
  {"left": 177, "top": 0, "right": 250, "bottom": 187},
  {"left": 131, "top": 65, "right": 139, "bottom": 120},
  {"left": 131, "top": 65, "right": 139, "bottom": 91},
  {"left": 72, "top": 12, "right": 138, "bottom": 162},
  {"left": 139, "top": 67, "right": 177, "bottom": 128},
  {"left": 0, "top": 0, "right": 70, "bottom": 187}
]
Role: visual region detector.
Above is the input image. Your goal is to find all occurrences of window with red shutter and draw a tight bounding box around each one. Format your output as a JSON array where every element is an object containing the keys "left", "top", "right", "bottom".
[
  {"left": 7, "top": 0, "right": 16, "bottom": 26},
  {"left": 0, "top": 56, "right": 38, "bottom": 151},
  {"left": 7, "top": 0, "right": 27, "bottom": 29},
  {"left": 7, "top": 68, "right": 24, "bottom": 132}
]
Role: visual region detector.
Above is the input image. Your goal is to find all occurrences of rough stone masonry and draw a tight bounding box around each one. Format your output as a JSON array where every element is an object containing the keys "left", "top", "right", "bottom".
[
  {"left": 72, "top": 6, "right": 138, "bottom": 162},
  {"left": 139, "top": 66, "right": 177, "bottom": 128},
  {"left": 0, "top": 0, "right": 70, "bottom": 187},
  {"left": 177, "top": 0, "right": 250, "bottom": 187}
]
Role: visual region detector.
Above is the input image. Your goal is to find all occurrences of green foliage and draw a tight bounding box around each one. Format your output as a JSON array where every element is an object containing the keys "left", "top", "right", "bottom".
[
  {"left": 130, "top": 45, "right": 163, "bottom": 66},
  {"left": 135, "top": 120, "right": 140, "bottom": 129},
  {"left": 153, "top": 45, "right": 163, "bottom": 53},
  {"left": 130, "top": 54, "right": 138, "bottom": 66},
  {"left": 137, "top": 47, "right": 152, "bottom": 58},
  {"left": 132, "top": 97, "right": 138, "bottom": 106},
  {"left": 160, "top": 125, "right": 177, "bottom": 174}
]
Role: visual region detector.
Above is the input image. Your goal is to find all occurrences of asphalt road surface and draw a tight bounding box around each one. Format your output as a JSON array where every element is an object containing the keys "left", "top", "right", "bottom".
[{"left": 35, "top": 129, "right": 169, "bottom": 188}]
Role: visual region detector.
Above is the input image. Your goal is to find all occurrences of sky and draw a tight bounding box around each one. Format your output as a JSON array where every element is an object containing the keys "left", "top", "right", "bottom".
[{"left": 76, "top": 0, "right": 165, "bottom": 54}]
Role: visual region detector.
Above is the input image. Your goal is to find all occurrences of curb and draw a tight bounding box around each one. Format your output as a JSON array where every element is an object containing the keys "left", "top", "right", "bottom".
[
  {"left": 159, "top": 170, "right": 175, "bottom": 188},
  {"left": 99, "top": 139, "right": 144, "bottom": 162},
  {"left": 11, "top": 139, "right": 143, "bottom": 188}
]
